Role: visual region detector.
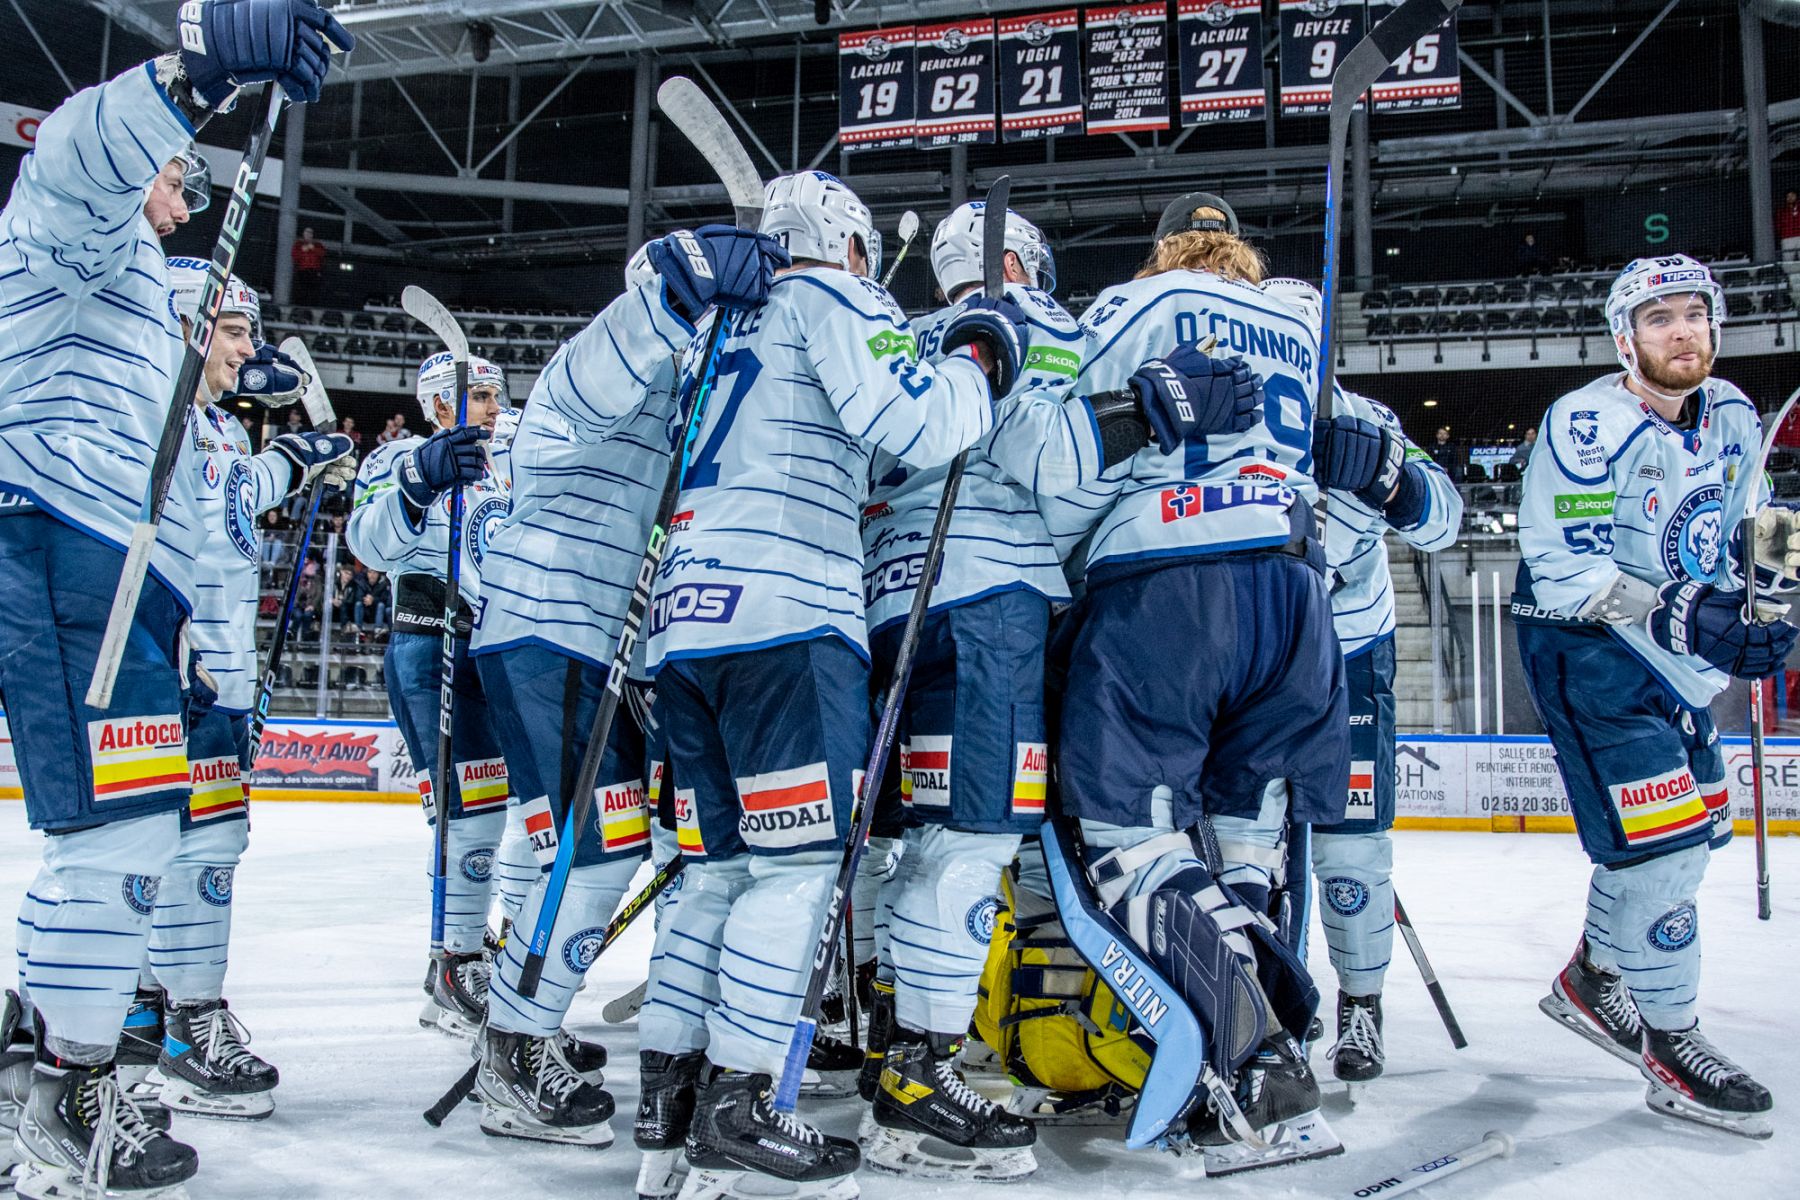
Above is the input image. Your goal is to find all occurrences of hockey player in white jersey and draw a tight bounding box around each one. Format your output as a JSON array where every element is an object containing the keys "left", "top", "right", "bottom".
[
  {"left": 114, "top": 264, "right": 352, "bottom": 1123},
  {"left": 1513, "top": 255, "right": 1793, "bottom": 1138},
  {"left": 347, "top": 353, "right": 511, "bottom": 1039},
  {"left": 1262, "top": 278, "right": 1462, "bottom": 1085},
  {"left": 0, "top": 3, "right": 349, "bottom": 1194},
  {"left": 1039, "top": 194, "right": 1346, "bottom": 1174},
  {"left": 469, "top": 225, "right": 783, "bottom": 1148}
]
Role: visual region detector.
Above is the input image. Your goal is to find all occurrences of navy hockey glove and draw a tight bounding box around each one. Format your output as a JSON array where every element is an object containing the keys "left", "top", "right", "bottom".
[
  {"left": 1646, "top": 581, "right": 1799, "bottom": 679},
  {"left": 647, "top": 226, "right": 790, "bottom": 322},
  {"left": 1312, "top": 414, "right": 1406, "bottom": 510},
  {"left": 941, "top": 295, "right": 1029, "bottom": 397},
  {"left": 267, "top": 431, "right": 355, "bottom": 496},
  {"left": 179, "top": 0, "right": 354, "bottom": 109},
  {"left": 232, "top": 344, "right": 307, "bottom": 407},
  {"left": 1134, "top": 345, "right": 1260, "bottom": 453},
  {"left": 398, "top": 425, "right": 488, "bottom": 509}
]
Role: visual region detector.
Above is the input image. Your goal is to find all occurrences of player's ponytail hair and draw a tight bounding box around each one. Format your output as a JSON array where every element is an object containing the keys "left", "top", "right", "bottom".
[{"left": 1137, "top": 208, "right": 1267, "bottom": 284}]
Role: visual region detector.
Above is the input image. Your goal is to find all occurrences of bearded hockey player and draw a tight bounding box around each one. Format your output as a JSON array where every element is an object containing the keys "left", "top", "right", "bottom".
[
  {"left": 1039, "top": 194, "right": 1347, "bottom": 1174},
  {"left": 1262, "top": 278, "right": 1462, "bottom": 1085},
  {"left": 1513, "top": 254, "right": 1794, "bottom": 1139},
  {"left": 114, "top": 264, "right": 352, "bottom": 1123},
  {"left": 0, "top": 2, "right": 350, "bottom": 1193},
  {"left": 469, "top": 225, "right": 783, "bottom": 1148},
  {"left": 347, "top": 353, "right": 510, "bottom": 1039}
]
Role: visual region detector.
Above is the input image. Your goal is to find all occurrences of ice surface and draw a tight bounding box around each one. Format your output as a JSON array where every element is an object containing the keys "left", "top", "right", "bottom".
[{"left": 3, "top": 803, "right": 1793, "bottom": 1199}]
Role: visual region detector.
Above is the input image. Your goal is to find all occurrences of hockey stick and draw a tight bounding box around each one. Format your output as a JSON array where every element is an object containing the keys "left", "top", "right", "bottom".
[
  {"left": 1393, "top": 890, "right": 1467, "bottom": 1049},
  {"left": 878, "top": 210, "right": 921, "bottom": 290},
  {"left": 88, "top": 85, "right": 288, "bottom": 708},
  {"left": 423, "top": 851, "right": 688, "bottom": 1125},
  {"left": 774, "top": 176, "right": 1012, "bottom": 1113},
  {"left": 515, "top": 75, "right": 766, "bottom": 998},
  {"left": 1338, "top": 1130, "right": 1512, "bottom": 1199},
  {"left": 246, "top": 339, "right": 338, "bottom": 758},
  {"left": 402, "top": 285, "right": 471, "bottom": 964},
  {"left": 1316, "top": 0, "right": 1462, "bottom": 430},
  {"left": 602, "top": 978, "right": 650, "bottom": 1025},
  {"left": 1734, "top": 383, "right": 1800, "bottom": 921}
]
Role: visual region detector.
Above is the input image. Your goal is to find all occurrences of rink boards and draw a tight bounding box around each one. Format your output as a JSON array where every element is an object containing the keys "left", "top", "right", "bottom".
[{"left": 1, "top": 716, "right": 1796, "bottom": 834}]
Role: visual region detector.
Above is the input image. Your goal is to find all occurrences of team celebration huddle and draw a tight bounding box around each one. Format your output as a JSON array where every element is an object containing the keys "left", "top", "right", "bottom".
[{"left": 0, "top": 1, "right": 1790, "bottom": 1197}]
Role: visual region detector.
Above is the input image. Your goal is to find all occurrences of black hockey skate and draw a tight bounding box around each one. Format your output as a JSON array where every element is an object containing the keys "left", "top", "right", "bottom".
[
  {"left": 156, "top": 999, "right": 278, "bottom": 1122},
  {"left": 425, "top": 952, "right": 491, "bottom": 1039},
  {"left": 13, "top": 1060, "right": 197, "bottom": 1200},
  {"left": 476, "top": 1026, "right": 614, "bottom": 1147},
  {"left": 866, "top": 1033, "right": 1036, "bottom": 1182},
  {"left": 1538, "top": 939, "right": 1642, "bottom": 1066},
  {"left": 856, "top": 979, "right": 897, "bottom": 1102},
  {"left": 680, "top": 1067, "right": 861, "bottom": 1200},
  {"left": 1326, "top": 992, "right": 1385, "bottom": 1083},
  {"left": 1640, "top": 1023, "right": 1773, "bottom": 1140},
  {"left": 636, "top": 1050, "right": 705, "bottom": 1200},
  {"left": 552, "top": 1027, "right": 609, "bottom": 1086},
  {"left": 799, "top": 1032, "right": 860, "bottom": 1098},
  {"left": 0, "top": 990, "right": 35, "bottom": 1181},
  {"left": 1191, "top": 1036, "right": 1343, "bottom": 1176}
]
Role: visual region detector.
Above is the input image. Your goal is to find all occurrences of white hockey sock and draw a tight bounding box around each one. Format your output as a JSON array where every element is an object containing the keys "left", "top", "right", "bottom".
[
  {"left": 488, "top": 856, "right": 638, "bottom": 1038},
  {"left": 641, "top": 856, "right": 752, "bottom": 1057}
]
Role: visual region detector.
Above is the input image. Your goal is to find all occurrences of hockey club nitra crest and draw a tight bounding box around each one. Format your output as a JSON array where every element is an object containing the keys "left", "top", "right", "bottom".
[
  {"left": 1647, "top": 902, "right": 1697, "bottom": 952},
  {"left": 224, "top": 458, "right": 259, "bottom": 561},
  {"left": 1323, "top": 876, "right": 1370, "bottom": 917},
  {"left": 460, "top": 848, "right": 494, "bottom": 883},
  {"left": 199, "top": 866, "right": 235, "bottom": 907},
  {"left": 1660, "top": 486, "right": 1723, "bottom": 581},
  {"left": 122, "top": 874, "right": 160, "bottom": 916},
  {"left": 466, "top": 495, "right": 507, "bottom": 569},
  {"left": 965, "top": 896, "right": 999, "bottom": 946},
  {"left": 561, "top": 927, "right": 609, "bottom": 973}
]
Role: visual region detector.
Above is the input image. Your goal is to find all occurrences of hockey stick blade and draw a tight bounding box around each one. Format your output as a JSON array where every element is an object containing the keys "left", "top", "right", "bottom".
[
  {"left": 1338, "top": 1130, "right": 1512, "bottom": 1199},
  {"left": 602, "top": 980, "right": 650, "bottom": 1025},
  {"left": 657, "top": 76, "right": 765, "bottom": 230},
  {"left": 87, "top": 85, "right": 287, "bottom": 710},
  {"left": 1393, "top": 891, "right": 1467, "bottom": 1049},
  {"left": 878, "top": 210, "right": 922, "bottom": 290},
  {"left": 402, "top": 286, "right": 471, "bottom": 360},
  {"left": 982, "top": 177, "right": 1010, "bottom": 298},
  {"left": 516, "top": 94, "right": 764, "bottom": 996},
  {"left": 278, "top": 338, "right": 338, "bottom": 431}
]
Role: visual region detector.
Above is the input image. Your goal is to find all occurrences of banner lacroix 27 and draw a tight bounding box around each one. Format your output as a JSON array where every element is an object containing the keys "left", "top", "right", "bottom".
[{"left": 1177, "top": 0, "right": 1266, "bottom": 125}]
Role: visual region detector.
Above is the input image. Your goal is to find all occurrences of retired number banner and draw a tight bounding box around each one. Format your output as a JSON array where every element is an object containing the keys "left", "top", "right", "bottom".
[
  {"left": 1084, "top": 5, "right": 1169, "bottom": 135},
  {"left": 914, "top": 20, "right": 997, "bottom": 147},
  {"left": 998, "top": 10, "right": 1084, "bottom": 141},
  {"left": 1177, "top": 0, "right": 1266, "bottom": 125},
  {"left": 1278, "top": 0, "right": 1366, "bottom": 116},
  {"left": 1370, "top": 0, "right": 1461, "bottom": 111},
  {"left": 840, "top": 26, "right": 916, "bottom": 151}
]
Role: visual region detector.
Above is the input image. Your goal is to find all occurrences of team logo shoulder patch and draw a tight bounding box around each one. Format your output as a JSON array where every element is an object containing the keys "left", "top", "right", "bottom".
[{"left": 1647, "top": 903, "right": 1697, "bottom": 952}]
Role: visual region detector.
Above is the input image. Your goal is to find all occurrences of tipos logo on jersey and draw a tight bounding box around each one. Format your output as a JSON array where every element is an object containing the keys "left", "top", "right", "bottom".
[
  {"left": 901, "top": 737, "right": 951, "bottom": 809},
  {"left": 1608, "top": 765, "right": 1707, "bottom": 846},
  {"left": 595, "top": 778, "right": 650, "bottom": 854},
  {"left": 224, "top": 458, "right": 259, "bottom": 561},
  {"left": 864, "top": 554, "right": 941, "bottom": 605},
  {"left": 674, "top": 787, "right": 706, "bottom": 857},
  {"left": 1659, "top": 486, "right": 1723, "bottom": 581},
  {"left": 456, "top": 757, "right": 509, "bottom": 814},
  {"left": 649, "top": 584, "right": 742, "bottom": 637},
  {"left": 1344, "top": 761, "right": 1376, "bottom": 822},
  {"left": 736, "top": 763, "right": 836, "bottom": 850},
  {"left": 1012, "top": 742, "right": 1048, "bottom": 815},
  {"left": 466, "top": 495, "right": 507, "bottom": 569},
  {"left": 561, "top": 927, "right": 609, "bottom": 974},
  {"left": 1647, "top": 902, "right": 1697, "bottom": 952},
  {"left": 1160, "top": 482, "right": 1292, "bottom": 523},
  {"left": 88, "top": 716, "right": 187, "bottom": 806}
]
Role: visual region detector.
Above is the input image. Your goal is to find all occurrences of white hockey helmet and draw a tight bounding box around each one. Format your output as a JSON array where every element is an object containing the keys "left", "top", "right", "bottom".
[
  {"left": 930, "top": 202, "right": 1057, "bottom": 298},
  {"left": 416, "top": 353, "right": 509, "bottom": 425},
  {"left": 760, "top": 172, "right": 880, "bottom": 278},
  {"left": 1261, "top": 277, "right": 1323, "bottom": 340},
  {"left": 1605, "top": 255, "right": 1726, "bottom": 372},
  {"left": 166, "top": 256, "right": 260, "bottom": 343}
]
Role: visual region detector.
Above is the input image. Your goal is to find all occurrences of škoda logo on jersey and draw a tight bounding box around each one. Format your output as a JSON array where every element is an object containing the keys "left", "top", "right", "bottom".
[
  {"left": 736, "top": 763, "right": 835, "bottom": 849},
  {"left": 595, "top": 778, "right": 650, "bottom": 853},
  {"left": 88, "top": 716, "right": 186, "bottom": 805}
]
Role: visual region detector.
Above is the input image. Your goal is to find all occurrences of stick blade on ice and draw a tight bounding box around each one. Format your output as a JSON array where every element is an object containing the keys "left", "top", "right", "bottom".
[
  {"left": 656, "top": 76, "right": 765, "bottom": 230},
  {"left": 401, "top": 285, "right": 469, "bottom": 360},
  {"left": 278, "top": 338, "right": 337, "bottom": 431}
]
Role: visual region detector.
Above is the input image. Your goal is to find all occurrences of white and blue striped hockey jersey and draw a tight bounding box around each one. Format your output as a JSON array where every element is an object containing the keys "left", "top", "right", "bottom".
[
  {"left": 860, "top": 282, "right": 1102, "bottom": 633},
  {"left": 1041, "top": 269, "right": 1322, "bottom": 580},
  {"left": 646, "top": 266, "right": 994, "bottom": 670},
  {"left": 1327, "top": 392, "right": 1462, "bottom": 657},
  {"left": 1516, "top": 373, "right": 1764, "bottom": 706},
  {"left": 0, "top": 63, "right": 207, "bottom": 607},
  {"left": 187, "top": 402, "right": 294, "bottom": 713},
  {"left": 470, "top": 280, "right": 693, "bottom": 669}
]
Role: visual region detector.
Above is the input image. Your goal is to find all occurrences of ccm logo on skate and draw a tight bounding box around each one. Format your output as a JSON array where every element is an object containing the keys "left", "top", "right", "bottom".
[{"left": 649, "top": 584, "right": 741, "bottom": 635}]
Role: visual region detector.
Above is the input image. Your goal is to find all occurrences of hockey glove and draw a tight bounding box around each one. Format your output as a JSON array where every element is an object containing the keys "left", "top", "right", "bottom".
[
  {"left": 232, "top": 344, "right": 307, "bottom": 408},
  {"left": 1753, "top": 502, "right": 1800, "bottom": 588},
  {"left": 185, "top": 651, "right": 219, "bottom": 725},
  {"left": 267, "top": 431, "right": 355, "bottom": 498},
  {"left": 398, "top": 425, "right": 488, "bottom": 510},
  {"left": 1133, "top": 344, "right": 1260, "bottom": 454},
  {"left": 647, "top": 226, "right": 790, "bottom": 322},
  {"left": 1312, "top": 414, "right": 1406, "bottom": 510},
  {"left": 941, "top": 295, "right": 1029, "bottom": 397},
  {"left": 1645, "top": 580, "right": 1799, "bottom": 679},
  {"left": 179, "top": 0, "right": 355, "bottom": 110}
]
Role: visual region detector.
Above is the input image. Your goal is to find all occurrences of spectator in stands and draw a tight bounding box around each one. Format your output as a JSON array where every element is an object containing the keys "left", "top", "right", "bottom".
[
  {"left": 292, "top": 226, "right": 326, "bottom": 304},
  {"left": 296, "top": 558, "right": 323, "bottom": 642},
  {"left": 1509, "top": 426, "right": 1538, "bottom": 471},
  {"left": 341, "top": 415, "right": 362, "bottom": 451},
  {"left": 284, "top": 408, "right": 306, "bottom": 435},
  {"left": 331, "top": 565, "right": 361, "bottom": 631},
  {"left": 357, "top": 568, "right": 387, "bottom": 632},
  {"left": 1427, "top": 424, "right": 1463, "bottom": 481},
  {"left": 1780, "top": 190, "right": 1800, "bottom": 262},
  {"left": 376, "top": 412, "right": 408, "bottom": 446},
  {"left": 1514, "top": 231, "right": 1545, "bottom": 275}
]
